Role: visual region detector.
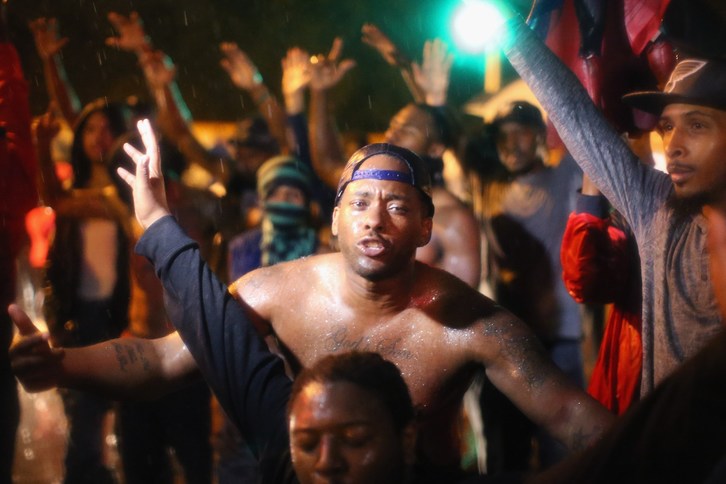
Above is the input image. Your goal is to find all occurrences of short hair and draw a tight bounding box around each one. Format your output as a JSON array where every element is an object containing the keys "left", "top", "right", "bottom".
[
  {"left": 412, "top": 103, "right": 460, "bottom": 150},
  {"left": 288, "top": 352, "right": 415, "bottom": 433},
  {"left": 492, "top": 101, "right": 546, "bottom": 132}
]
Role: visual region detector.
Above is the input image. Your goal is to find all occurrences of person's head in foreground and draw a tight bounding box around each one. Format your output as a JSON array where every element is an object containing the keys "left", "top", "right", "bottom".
[
  {"left": 332, "top": 143, "right": 434, "bottom": 282},
  {"left": 623, "top": 58, "right": 726, "bottom": 210},
  {"left": 492, "top": 100, "right": 548, "bottom": 176},
  {"left": 288, "top": 352, "right": 417, "bottom": 484}
]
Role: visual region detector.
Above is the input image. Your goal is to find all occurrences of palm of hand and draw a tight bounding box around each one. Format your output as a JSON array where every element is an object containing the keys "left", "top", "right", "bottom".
[
  {"left": 282, "top": 50, "right": 311, "bottom": 96},
  {"left": 29, "top": 18, "right": 66, "bottom": 59}
]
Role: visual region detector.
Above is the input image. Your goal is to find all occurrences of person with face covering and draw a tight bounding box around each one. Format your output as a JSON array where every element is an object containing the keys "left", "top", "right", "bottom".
[{"left": 221, "top": 155, "right": 327, "bottom": 483}]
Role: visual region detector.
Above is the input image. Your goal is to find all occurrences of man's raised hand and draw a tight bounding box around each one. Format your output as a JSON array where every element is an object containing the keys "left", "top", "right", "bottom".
[
  {"left": 28, "top": 18, "right": 68, "bottom": 61},
  {"left": 412, "top": 39, "right": 453, "bottom": 107},
  {"left": 106, "top": 11, "right": 151, "bottom": 54},
  {"left": 117, "top": 119, "right": 170, "bottom": 230},
  {"left": 309, "top": 37, "right": 356, "bottom": 91},
  {"left": 8, "top": 304, "right": 65, "bottom": 393}
]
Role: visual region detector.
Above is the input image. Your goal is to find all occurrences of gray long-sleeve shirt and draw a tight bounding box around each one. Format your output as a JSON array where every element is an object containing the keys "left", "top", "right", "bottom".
[{"left": 502, "top": 17, "right": 722, "bottom": 394}]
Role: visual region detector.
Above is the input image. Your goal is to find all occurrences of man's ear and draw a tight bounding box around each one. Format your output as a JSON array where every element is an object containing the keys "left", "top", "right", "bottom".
[
  {"left": 331, "top": 206, "right": 340, "bottom": 237},
  {"left": 417, "top": 217, "right": 433, "bottom": 247}
]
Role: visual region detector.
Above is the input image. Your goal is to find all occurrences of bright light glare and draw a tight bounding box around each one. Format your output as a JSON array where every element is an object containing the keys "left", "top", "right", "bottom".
[{"left": 451, "top": 0, "right": 505, "bottom": 53}]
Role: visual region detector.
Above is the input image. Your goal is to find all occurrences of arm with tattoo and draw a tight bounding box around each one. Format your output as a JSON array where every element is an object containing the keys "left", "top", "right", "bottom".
[
  {"left": 9, "top": 304, "right": 199, "bottom": 400},
  {"left": 472, "top": 302, "right": 614, "bottom": 450}
]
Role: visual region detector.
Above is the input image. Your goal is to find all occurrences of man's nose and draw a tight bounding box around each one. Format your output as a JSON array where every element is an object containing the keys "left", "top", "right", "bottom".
[
  {"left": 664, "top": 129, "right": 685, "bottom": 160},
  {"left": 315, "top": 435, "right": 346, "bottom": 476},
  {"left": 363, "top": 203, "right": 385, "bottom": 230}
]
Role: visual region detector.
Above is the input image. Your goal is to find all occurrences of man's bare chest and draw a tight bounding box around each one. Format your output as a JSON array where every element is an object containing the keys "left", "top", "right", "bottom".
[{"left": 272, "top": 305, "right": 471, "bottom": 410}]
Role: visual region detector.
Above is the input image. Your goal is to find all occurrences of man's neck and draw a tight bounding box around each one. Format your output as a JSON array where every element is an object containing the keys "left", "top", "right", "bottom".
[
  {"left": 510, "top": 159, "right": 545, "bottom": 179},
  {"left": 341, "top": 260, "right": 418, "bottom": 315}
]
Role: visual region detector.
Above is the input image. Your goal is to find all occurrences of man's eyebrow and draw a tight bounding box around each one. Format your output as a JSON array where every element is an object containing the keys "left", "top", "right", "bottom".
[
  {"left": 661, "top": 109, "right": 717, "bottom": 122},
  {"left": 384, "top": 192, "right": 409, "bottom": 201},
  {"left": 292, "top": 421, "right": 373, "bottom": 432},
  {"left": 350, "top": 189, "right": 372, "bottom": 198},
  {"left": 683, "top": 109, "right": 717, "bottom": 119}
]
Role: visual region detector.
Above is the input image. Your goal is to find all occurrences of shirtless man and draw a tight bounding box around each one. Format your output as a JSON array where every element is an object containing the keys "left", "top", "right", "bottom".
[
  {"left": 10, "top": 121, "right": 612, "bottom": 481},
  {"left": 308, "top": 38, "right": 481, "bottom": 287}
]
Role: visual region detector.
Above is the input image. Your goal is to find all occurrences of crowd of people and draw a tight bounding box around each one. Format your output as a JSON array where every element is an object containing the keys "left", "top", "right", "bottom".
[{"left": 3, "top": 1, "right": 726, "bottom": 483}]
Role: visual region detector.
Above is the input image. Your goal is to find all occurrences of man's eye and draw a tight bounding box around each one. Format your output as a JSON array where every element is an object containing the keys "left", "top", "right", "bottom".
[
  {"left": 657, "top": 123, "right": 672, "bottom": 133},
  {"left": 294, "top": 437, "right": 319, "bottom": 453},
  {"left": 344, "top": 429, "right": 373, "bottom": 447},
  {"left": 389, "top": 205, "right": 408, "bottom": 213},
  {"left": 351, "top": 200, "right": 367, "bottom": 208}
]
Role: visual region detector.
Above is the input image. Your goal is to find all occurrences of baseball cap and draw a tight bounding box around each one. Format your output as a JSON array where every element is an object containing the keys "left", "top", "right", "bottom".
[
  {"left": 335, "top": 143, "right": 434, "bottom": 217},
  {"left": 623, "top": 58, "right": 726, "bottom": 115},
  {"left": 493, "top": 101, "right": 546, "bottom": 131},
  {"left": 228, "top": 116, "right": 279, "bottom": 153}
]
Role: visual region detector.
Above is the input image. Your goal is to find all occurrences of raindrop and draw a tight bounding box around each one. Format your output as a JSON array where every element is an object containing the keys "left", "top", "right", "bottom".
[
  {"left": 183, "top": 10, "right": 189, "bottom": 26},
  {"left": 368, "top": 95, "right": 372, "bottom": 109}
]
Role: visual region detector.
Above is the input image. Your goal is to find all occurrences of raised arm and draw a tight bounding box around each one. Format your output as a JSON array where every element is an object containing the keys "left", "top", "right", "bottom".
[
  {"left": 411, "top": 39, "right": 454, "bottom": 107},
  {"left": 106, "top": 12, "right": 222, "bottom": 181},
  {"left": 281, "top": 47, "right": 311, "bottom": 156},
  {"left": 119, "top": 120, "right": 294, "bottom": 481},
  {"left": 308, "top": 37, "right": 356, "bottom": 189},
  {"left": 281, "top": 47, "right": 310, "bottom": 118},
  {"left": 28, "top": 18, "right": 81, "bottom": 126},
  {"left": 362, "top": 23, "right": 424, "bottom": 103},
  {"left": 219, "top": 42, "right": 289, "bottom": 154},
  {"left": 499, "top": 14, "right": 666, "bottom": 231},
  {"left": 32, "top": 108, "right": 64, "bottom": 206},
  {"left": 468, "top": 299, "right": 614, "bottom": 450},
  {"left": 9, "top": 304, "right": 198, "bottom": 399}
]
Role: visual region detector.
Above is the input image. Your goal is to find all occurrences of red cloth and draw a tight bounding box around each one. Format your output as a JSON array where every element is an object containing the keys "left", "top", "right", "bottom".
[
  {"left": 0, "top": 43, "right": 38, "bottom": 219},
  {"left": 624, "top": 0, "right": 671, "bottom": 56},
  {"left": 561, "top": 211, "right": 642, "bottom": 415},
  {"left": 543, "top": 0, "right": 672, "bottom": 147}
]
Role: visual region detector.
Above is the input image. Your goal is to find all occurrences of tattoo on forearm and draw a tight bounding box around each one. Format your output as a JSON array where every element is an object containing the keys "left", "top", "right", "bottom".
[
  {"left": 324, "top": 327, "right": 413, "bottom": 360},
  {"left": 112, "top": 341, "right": 152, "bottom": 372}
]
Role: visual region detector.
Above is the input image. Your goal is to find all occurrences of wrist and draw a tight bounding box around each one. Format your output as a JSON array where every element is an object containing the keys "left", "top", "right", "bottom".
[
  {"left": 425, "top": 92, "right": 447, "bottom": 107},
  {"left": 249, "top": 83, "right": 270, "bottom": 104},
  {"left": 284, "top": 91, "right": 304, "bottom": 114},
  {"left": 134, "top": 40, "right": 153, "bottom": 57},
  {"left": 142, "top": 208, "right": 172, "bottom": 231}
]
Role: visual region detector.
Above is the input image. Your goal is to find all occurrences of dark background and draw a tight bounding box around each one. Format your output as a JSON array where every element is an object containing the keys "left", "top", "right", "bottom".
[
  {"left": 6, "top": 0, "right": 522, "bottom": 133},
  {"left": 6, "top": 0, "right": 726, "bottom": 133}
]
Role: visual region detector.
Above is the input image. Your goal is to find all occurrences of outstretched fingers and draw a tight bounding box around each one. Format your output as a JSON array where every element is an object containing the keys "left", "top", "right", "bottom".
[{"left": 8, "top": 304, "right": 39, "bottom": 336}]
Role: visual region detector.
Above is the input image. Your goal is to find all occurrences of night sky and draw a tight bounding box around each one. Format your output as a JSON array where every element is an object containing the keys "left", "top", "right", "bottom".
[
  {"left": 7, "top": 0, "right": 515, "bottom": 133},
  {"left": 6, "top": 0, "right": 726, "bottom": 133}
]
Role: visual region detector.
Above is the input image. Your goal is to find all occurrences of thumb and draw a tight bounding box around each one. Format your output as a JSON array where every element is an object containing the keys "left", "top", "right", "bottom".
[{"left": 8, "top": 304, "right": 40, "bottom": 336}]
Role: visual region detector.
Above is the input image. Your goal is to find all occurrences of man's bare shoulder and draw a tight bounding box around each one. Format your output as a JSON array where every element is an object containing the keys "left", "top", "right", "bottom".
[
  {"left": 432, "top": 188, "right": 478, "bottom": 227},
  {"left": 232, "top": 252, "right": 341, "bottom": 299},
  {"left": 413, "top": 263, "right": 499, "bottom": 326}
]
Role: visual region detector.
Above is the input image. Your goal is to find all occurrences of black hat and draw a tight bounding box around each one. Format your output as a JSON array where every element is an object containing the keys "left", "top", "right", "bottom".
[
  {"left": 493, "top": 101, "right": 546, "bottom": 131},
  {"left": 228, "top": 116, "right": 279, "bottom": 153},
  {"left": 623, "top": 58, "right": 726, "bottom": 115},
  {"left": 335, "top": 143, "right": 434, "bottom": 217}
]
